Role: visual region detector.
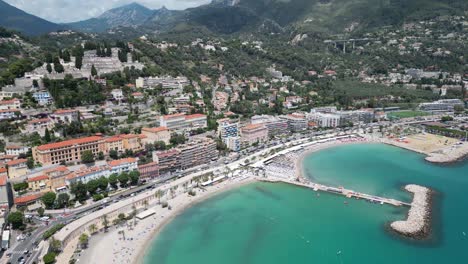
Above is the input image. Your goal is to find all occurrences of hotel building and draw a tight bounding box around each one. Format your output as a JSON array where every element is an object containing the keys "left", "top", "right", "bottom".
[{"left": 240, "top": 124, "right": 269, "bottom": 147}]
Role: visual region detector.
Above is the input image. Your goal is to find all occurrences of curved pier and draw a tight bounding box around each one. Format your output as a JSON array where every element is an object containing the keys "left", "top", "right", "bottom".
[{"left": 390, "top": 184, "right": 432, "bottom": 239}]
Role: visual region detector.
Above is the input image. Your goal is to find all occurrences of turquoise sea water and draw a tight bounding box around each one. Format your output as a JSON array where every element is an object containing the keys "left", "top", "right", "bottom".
[{"left": 144, "top": 144, "right": 468, "bottom": 264}]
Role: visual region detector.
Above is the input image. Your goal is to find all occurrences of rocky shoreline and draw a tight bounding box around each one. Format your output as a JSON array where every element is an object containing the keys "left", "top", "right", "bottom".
[{"left": 390, "top": 184, "right": 433, "bottom": 240}]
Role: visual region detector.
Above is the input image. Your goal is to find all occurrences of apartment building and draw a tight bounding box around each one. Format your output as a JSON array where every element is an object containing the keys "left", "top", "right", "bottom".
[
  {"left": 282, "top": 114, "right": 308, "bottom": 132},
  {"left": 153, "top": 138, "right": 218, "bottom": 173},
  {"left": 65, "top": 165, "right": 110, "bottom": 185},
  {"left": 0, "top": 109, "right": 20, "bottom": 121},
  {"left": 152, "top": 149, "right": 181, "bottom": 174},
  {"left": 160, "top": 113, "right": 187, "bottom": 131},
  {"left": 32, "top": 91, "right": 53, "bottom": 105},
  {"left": 138, "top": 162, "right": 159, "bottom": 179},
  {"left": 25, "top": 118, "right": 54, "bottom": 136},
  {"left": 240, "top": 124, "right": 269, "bottom": 147},
  {"left": 251, "top": 115, "right": 289, "bottom": 137},
  {"left": 185, "top": 114, "right": 207, "bottom": 130},
  {"left": 5, "top": 145, "right": 29, "bottom": 156},
  {"left": 27, "top": 175, "right": 51, "bottom": 192},
  {"left": 308, "top": 112, "right": 341, "bottom": 128},
  {"left": 177, "top": 138, "right": 218, "bottom": 170},
  {"left": 33, "top": 136, "right": 105, "bottom": 166},
  {"left": 141, "top": 127, "right": 171, "bottom": 145},
  {"left": 44, "top": 166, "right": 71, "bottom": 193},
  {"left": 108, "top": 157, "right": 138, "bottom": 175},
  {"left": 0, "top": 99, "right": 21, "bottom": 110},
  {"left": 217, "top": 118, "right": 240, "bottom": 151},
  {"left": 51, "top": 109, "right": 79, "bottom": 124},
  {"left": 160, "top": 113, "right": 207, "bottom": 132},
  {"left": 6, "top": 159, "right": 29, "bottom": 179}
]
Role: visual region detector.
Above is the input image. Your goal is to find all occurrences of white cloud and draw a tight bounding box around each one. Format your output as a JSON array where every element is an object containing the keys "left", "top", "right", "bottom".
[{"left": 4, "top": 0, "right": 211, "bottom": 23}]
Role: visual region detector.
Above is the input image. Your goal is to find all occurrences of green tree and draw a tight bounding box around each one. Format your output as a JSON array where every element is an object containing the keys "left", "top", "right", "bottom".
[
  {"left": 43, "top": 253, "right": 56, "bottom": 264},
  {"left": 154, "top": 141, "right": 166, "bottom": 150},
  {"left": 56, "top": 193, "right": 70, "bottom": 208},
  {"left": 37, "top": 207, "right": 45, "bottom": 217},
  {"left": 49, "top": 237, "right": 62, "bottom": 253},
  {"left": 13, "top": 182, "right": 28, "bottom": 191},
  {"left": 109, "top": 149, "right": 119, "bottom": 160},
  {"left": 75, "top": 56, "right": 83, "bottom": 69},
  {"left": 108, "top": 174, "right": 118, "bottom": 189},
  {"left": 7, "top": 211, "right": 24, "bottom": 229},
  {"left": 54, "top": 62, "right": 64, "bottom": 73},
  {"left": 41, "top": 192, "right": 57, "bottom": 209},
  {"left": 79, "top": 233, "right": 89, "bottom": 249},
  {"left": 118, "top": 172, "right": 129, "bottom": 188},
  {"left": 91, "top": 64, "right": 97, "bottom": 77},
  {"left": 63, "top": 50, "right": 71, "bottom": 62},
  {"left": 44, "top": 128, "right": 51, "bottom": 142},
  {"left": 88, "top": 224, "right": 97, "bottom": 235},
  {"left": 46, "top": 63, "right": 52, "bottom": 74},
  {"left": 97, "top": 176, "right": 108, "bottom": 191},
  {"left": 86, "top": 180, "right": 99, "bottom": 195},
  {"left": 70, "top": 182, "right": 88, "bottom": 202},
  {"left": 129, "top": 171, "right": 140, "bottom": 185},
  {"left": 81, "top": 150, "right": 94, "bottom": 164}
]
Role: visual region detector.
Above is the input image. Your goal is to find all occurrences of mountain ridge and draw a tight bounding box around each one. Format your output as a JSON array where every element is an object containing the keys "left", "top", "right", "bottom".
[{"left": 0, "top": 0, "right": 65, "bottom": 36}]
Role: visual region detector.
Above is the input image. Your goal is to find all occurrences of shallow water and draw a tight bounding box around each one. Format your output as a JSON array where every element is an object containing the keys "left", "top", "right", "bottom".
[{"left": 144, "top": 144, "right": 468, "bottom": 264}]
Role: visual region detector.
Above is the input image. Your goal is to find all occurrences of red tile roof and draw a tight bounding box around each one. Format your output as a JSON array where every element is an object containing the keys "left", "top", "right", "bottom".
[
  {"left": 162, "top": 113, "right": 185, "bottom": 120},
  {"left": 28, "top": 118, "right": 51, "bottom": 124},
  {"left": 0, "top": 175, "right": 7, "bottom": 186},
  {"left": 28, "top": 175, "right": 49, "bottom": 182},
  {"left": 104, "top": 136, "right": 122, "bottom": 143},
  {"left": 0, "top": 168, "right": 7, "bottom": 174},
  {"left": 185, "top": 113, "right": 206, "bottom": 120},
  {"left": 14, "top": 193, "right": 43, "bottom": 205},
  {"left": 242, "top": 124, "right": 265, "bottom": 131},
  {"left": 6, "top": 159, "right": 28, "bottom": 166},
  {"left": 0, "top": 99, "right": 20, "bottom": 105},
  {"left": 66, "top": 165, "right": 110, "bottom": 180},
  {"left": 44, "top": 165, "right": 69, "bottom": 174},
  {"left": 142, "top": 127, "right": 168, "bottom": 133},
  {"left": 108, "top": 157, "right": 137, "bottom": 167},
  {"left": 53, "top": 109, "right": 78, "bottom": 115},
  {"left": 36, "top": 136, "right": 103, "bottom": 151}
]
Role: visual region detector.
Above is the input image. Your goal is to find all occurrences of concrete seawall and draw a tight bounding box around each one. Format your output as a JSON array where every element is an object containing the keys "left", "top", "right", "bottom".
[{"left": 390, "top": 184, "right": 433, "bottom": 240}]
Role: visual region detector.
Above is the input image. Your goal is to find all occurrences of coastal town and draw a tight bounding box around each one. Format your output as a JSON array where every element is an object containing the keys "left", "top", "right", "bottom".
[
  {"left": 0, "top": 2, "right": 467, "bottom": 263},
  {"left": 0, "top": 64, "right": 466, "bottom": 262}
]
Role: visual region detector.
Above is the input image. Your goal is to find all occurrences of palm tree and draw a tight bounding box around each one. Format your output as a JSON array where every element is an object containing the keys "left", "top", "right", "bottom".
[
  {"left": 143, "top": 199, "right": 149, "bottom": 209},
  {"left": 88, "top": 224, "right": 97, "bottom": 235},
  {"left": 102, "top": 214, "right": 109, "bottom": 232},
  {"left": 79, "top": 233, "right": 89, "bottom": 249},
  {"left": 155, "top": 190, "right": 163, "bottom": 204}
]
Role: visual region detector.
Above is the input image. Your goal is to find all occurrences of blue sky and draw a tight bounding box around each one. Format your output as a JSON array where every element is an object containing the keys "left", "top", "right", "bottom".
[{"left": 4, "top": 0, "right": 210, "bottom": 23}]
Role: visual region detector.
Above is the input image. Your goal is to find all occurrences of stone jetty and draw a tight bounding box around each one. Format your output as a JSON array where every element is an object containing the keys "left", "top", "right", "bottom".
[{"left": 391, "top": 184, "right": 432, "bottom": 239}]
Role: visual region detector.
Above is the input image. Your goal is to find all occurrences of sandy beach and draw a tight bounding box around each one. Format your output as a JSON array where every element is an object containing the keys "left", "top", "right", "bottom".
[{"left": 76, "top": 176, "right": 257, "bottom": 264}]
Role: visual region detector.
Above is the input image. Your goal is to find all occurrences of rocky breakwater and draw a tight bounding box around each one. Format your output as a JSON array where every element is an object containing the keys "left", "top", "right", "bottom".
[{"left": 391, "top": 184, "right": 433, "bottom": 240}]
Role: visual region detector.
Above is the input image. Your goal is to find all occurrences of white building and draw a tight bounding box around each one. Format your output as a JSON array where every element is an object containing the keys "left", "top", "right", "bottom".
[
  {"left": 108, "top": 158, "right": 138, "bottom": 175},
  {"left": 111, "top": 89, "right": 124, "bottom": 101},
  {"left": 135, "top": 76, "right": 189, "bottom": 89},
  {"left": 32, "top": 91, "right": 53, "bottom": 105},
  {"left": 308, "top": 111, "right": 341, "bottom": 128},
  {"left": 5, "top": 145, "right": 29, "bottom": 156}
]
